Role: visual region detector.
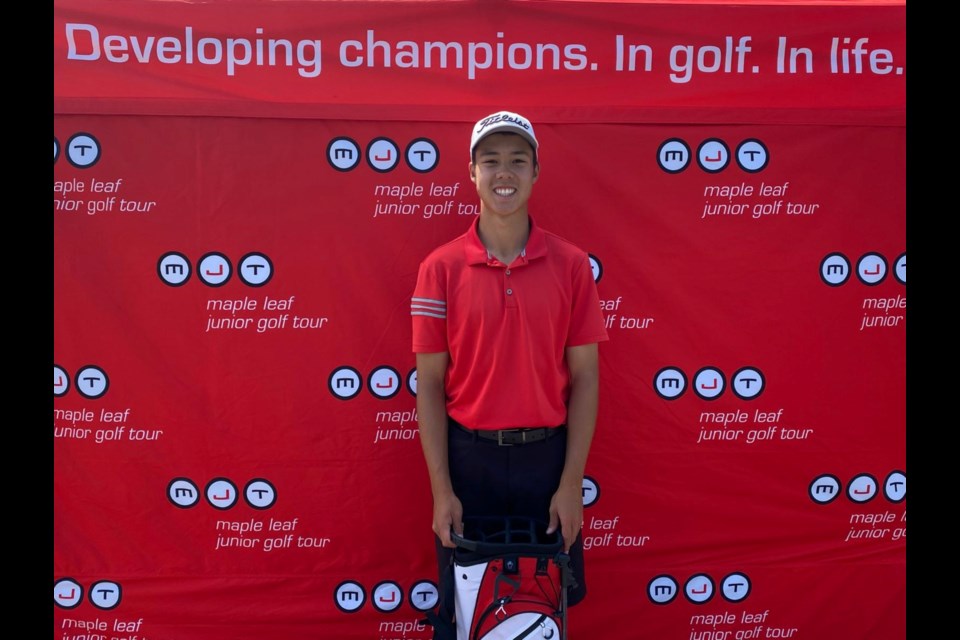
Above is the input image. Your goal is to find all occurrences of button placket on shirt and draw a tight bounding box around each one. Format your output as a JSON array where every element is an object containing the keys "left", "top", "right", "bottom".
[{"left": 503, "top": 267, "right": 517, "bottom": 308}]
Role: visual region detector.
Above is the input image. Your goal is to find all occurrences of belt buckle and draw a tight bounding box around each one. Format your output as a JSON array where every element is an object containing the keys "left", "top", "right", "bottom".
[{"left": 497, "top": 428, "right": 522, "bottom": 446}]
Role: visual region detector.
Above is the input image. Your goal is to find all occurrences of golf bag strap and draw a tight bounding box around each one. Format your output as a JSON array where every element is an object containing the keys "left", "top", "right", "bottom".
[{"left": 423, "top": 553, "right": 457, "bottom": 640}]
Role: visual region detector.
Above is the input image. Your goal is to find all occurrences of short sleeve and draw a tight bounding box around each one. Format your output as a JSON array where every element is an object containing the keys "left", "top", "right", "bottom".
[
  {"left": 566, "top": 254, "right": 609, "bottom": 347},
  {"left": 411, "top": 259, "right": 449, "bottom": 353}
]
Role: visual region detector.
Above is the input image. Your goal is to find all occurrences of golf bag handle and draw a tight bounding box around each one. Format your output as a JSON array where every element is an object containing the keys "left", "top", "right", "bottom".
[{"left": 450, "top": 515, "right": 565, "bottom": 557}]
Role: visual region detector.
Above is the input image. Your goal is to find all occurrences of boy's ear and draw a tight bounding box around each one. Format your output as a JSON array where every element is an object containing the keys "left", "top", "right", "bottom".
[{"left": 469, "top": 162, "right": 477, "bottom": 183}]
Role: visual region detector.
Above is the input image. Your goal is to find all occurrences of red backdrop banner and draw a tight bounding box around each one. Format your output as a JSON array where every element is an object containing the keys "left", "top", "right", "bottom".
[{"left": 54, "top": 2, "right": 906, "bottom": 639}]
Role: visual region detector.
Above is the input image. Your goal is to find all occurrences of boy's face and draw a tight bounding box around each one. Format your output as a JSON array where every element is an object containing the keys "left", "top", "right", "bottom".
[{"left": 469, "top": 133, "right": 539, "bottom": 219}]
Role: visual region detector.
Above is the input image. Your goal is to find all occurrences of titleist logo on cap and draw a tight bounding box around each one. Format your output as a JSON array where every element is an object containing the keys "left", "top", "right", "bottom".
[
  {"left": 475, "top": 112, "right": 531, "bottom": 134},
  {"left": 470, "top": 110, "right": 538, "bottom": 158}
]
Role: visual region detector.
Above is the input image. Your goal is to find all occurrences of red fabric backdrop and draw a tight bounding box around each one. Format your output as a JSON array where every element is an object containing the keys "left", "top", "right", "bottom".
[{"left": 54, "top": 1, "right": 906, "bottom": 638}]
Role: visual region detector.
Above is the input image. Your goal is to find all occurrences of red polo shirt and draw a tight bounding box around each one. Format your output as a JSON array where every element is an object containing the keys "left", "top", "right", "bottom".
[{"left": 411, "top": 216, "right": 608, "bottom": 430}]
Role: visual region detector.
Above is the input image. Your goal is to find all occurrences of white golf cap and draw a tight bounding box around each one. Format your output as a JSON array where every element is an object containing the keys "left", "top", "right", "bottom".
[{"left": 470, "top": 111, "right": 539, "bottom": 160}]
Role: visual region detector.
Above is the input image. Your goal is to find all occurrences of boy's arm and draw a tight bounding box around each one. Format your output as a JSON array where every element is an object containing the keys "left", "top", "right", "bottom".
[
  {"left": 548, "top": 342, "right": 600, "bottom": 552},
  {"left": 416, "top": 351, "right": 462, "bottom": 548}
]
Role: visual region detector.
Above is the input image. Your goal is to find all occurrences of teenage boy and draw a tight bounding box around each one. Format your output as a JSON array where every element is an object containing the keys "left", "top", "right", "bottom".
[{"left": 411, "top": 110, "right": 608, "bottom": 625}]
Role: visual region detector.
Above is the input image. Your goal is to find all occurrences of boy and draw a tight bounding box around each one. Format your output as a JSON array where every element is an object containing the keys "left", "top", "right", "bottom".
[{"left": 411, "top": 110, "right": 608, "bottom": 628}]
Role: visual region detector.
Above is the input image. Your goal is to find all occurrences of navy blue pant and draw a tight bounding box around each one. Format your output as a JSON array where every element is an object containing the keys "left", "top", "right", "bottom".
[{"left": 434, "top": 418, "right": 587, "bottom": 617}]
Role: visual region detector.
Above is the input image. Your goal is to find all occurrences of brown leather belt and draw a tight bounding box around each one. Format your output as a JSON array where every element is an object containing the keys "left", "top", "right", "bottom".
[{"left": 452, "top": 420, "right": 565, "bottom": 446}]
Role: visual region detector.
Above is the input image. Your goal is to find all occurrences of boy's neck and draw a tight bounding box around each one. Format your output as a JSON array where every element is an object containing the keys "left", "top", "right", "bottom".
[{"left": 478, "top": 212, "right": 530, "bottom": 265}]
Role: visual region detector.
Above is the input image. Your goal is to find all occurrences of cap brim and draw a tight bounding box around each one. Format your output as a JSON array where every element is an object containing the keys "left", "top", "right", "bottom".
[{"left": 471, "top": 126, "right": 538, "bottom": 155}]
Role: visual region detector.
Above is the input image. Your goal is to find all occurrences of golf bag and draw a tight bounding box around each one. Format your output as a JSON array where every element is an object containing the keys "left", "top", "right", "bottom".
[{"left": 429, "top": 516, "right": 573, "bottom": 640}]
